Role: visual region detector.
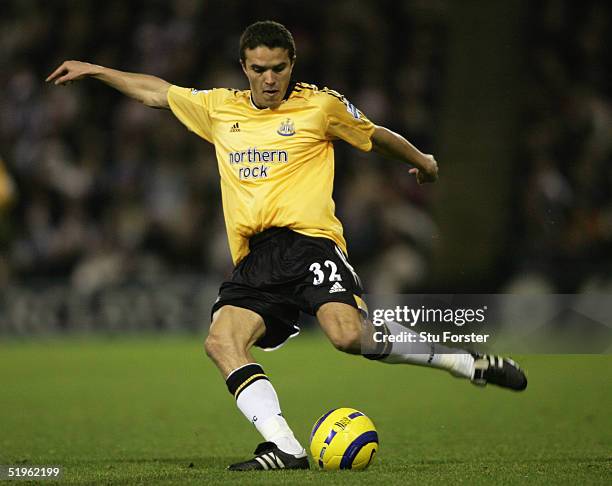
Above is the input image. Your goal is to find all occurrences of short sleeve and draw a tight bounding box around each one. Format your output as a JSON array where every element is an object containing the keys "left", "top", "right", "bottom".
[
  {"left": 167, "top": 85, "right": 215, "bottom": 142},
  {"left": 321, "top": 89, "right": 375, "bottom": 152}
]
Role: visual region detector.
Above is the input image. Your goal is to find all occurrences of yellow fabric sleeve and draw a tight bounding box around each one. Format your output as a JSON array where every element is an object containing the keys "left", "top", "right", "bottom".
[
  {"left": 321, "top": 89, "right": 375, "bottom": 152},
  {"left": 167, "top": 85, "right": 215, "bottom": 142}
]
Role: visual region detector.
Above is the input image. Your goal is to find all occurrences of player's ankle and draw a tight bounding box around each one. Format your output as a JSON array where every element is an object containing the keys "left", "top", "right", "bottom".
[
  {"left": 445, "top": 353, "right": 475, "bottom": 379},
  {"left": 259, "top": 415, "right": 304, "bottom": 455},
  {"left": 271, "top": 436, "right": 305, "bottom": 456}
]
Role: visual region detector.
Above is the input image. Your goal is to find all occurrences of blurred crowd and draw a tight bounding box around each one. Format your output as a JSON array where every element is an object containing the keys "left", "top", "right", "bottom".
[
  {"left": 0, "top": 0, "right": 445, "bottom": 294},
  {"left": 512, "top": 0, "right": 612, "bottom": 293},
  {"left": 1, "top": 0, "right": 610, "bottom": 302}
]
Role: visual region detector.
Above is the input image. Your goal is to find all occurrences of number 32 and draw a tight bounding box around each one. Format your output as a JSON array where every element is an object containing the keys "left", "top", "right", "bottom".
[{"left": 309, "top": 260, "right": 342, "bottom": 285}]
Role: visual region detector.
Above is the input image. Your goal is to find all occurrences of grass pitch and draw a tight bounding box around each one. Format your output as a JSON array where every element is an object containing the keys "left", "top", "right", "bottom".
[{"left": 1, "top": 333, "right": 610, "bottom": 485}]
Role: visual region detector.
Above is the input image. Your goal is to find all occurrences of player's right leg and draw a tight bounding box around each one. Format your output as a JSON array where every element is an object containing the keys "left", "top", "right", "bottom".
[
  {"left": 313, "top": 302, "right": 526, "bottom": 391},
  {"left": 204, "top": 305, "right": 309, "bottom": 471},
  {"left": 302, "top": 236, "right": 527, "bottom": 391},
  {"left": 360, "top": 317, "right": 527, "bottom": 391}
]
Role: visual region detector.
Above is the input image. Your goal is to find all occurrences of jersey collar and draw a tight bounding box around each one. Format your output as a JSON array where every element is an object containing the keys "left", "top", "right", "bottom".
[{"left": 249, "top": 80, "right": 298, "bottom": 110}]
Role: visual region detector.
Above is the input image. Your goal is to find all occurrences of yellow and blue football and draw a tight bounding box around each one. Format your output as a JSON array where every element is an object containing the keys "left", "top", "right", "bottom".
[{"left": 309, "top": 407, "right": 378, "bottom": 470}]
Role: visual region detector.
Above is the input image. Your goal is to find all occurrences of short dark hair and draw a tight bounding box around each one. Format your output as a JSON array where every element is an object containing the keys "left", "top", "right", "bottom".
[{"left": 239, "top": 21, "right": 296, "bottom": 64}]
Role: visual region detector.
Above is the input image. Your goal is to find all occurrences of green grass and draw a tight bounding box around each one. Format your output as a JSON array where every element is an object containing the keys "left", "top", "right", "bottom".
[{"left": 1, "top": 333, "right": 610, "bottom": 485}]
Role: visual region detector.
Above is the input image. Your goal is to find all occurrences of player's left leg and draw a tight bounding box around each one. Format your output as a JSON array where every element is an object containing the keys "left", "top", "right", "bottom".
[
  {"left": 317, "top": 301, "right": 472, "bottom": 371},
  {"left": 316, "top": 302, "right": 527, "bottom": 391},
  {"left": 205, "top": 305, "right": 309, "bottom": 470}
]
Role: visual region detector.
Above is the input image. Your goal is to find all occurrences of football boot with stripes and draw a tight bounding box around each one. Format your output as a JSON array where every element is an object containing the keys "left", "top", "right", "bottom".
[
  {"left": 227, "top": 442, "right": 310, "bottom": 471},
  {"left": 471, "top": 353, "right": 527, "bottom": 391}
]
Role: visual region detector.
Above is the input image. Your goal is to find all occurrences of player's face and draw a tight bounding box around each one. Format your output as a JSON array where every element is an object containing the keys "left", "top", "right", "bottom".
[{"left": 242, "top": 46, "right": 294, "bottom": 109}]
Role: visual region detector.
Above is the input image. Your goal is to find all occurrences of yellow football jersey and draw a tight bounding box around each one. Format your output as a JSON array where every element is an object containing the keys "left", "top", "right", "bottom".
[{"left": 167, "top": 82, "right": 375, "bottom": 264}]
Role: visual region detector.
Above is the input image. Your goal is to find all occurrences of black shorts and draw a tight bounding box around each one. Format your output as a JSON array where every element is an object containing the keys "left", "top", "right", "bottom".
[{"left": 211, "top": 227, "right": 365, "bottom": 350}]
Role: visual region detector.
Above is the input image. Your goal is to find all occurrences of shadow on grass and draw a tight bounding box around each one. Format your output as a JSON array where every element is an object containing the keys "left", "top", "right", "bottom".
[
  {"left": 62, "top": 456, "right": 331, "bottom": 486},
  {"left": 72, "top": 456, "right": 227, "bottom": 468},
  {"left": 60, "top": 457, "right": 234, "bottom": 485}
]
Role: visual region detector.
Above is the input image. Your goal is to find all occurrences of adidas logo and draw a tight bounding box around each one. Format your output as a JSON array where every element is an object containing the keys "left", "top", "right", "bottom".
[
  {"left": 230, "top": 122, "right": 240, "bottom": 132},
  {"left": 254, "top": 452, "right": 286, "bottom": 470},
  {"left": 329, "top": 282, "right": 346, "bottom": 293}
]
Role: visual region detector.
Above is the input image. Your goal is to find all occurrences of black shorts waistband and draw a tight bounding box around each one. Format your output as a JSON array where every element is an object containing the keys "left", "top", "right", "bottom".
[{"left": 249, "top": 227, "right": 293, "bottom": 250}]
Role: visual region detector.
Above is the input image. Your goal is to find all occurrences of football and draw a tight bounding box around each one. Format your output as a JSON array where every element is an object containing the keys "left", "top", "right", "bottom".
[{"left": 309, "top": 407, "right": 379, "bottom": 470}]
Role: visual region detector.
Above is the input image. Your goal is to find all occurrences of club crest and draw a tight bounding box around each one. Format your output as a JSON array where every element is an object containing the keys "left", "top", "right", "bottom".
[{"left": 277, "top": 118, "right": 296, "bottom": 136}]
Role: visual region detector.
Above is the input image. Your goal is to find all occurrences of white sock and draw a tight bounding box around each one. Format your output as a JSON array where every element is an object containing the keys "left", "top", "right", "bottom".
[
  {"left": 227, "top": 364, "right": 305, "bottom": 456},
  {"left": 377, "top": 320, "right": 475, "bottom": 378}
]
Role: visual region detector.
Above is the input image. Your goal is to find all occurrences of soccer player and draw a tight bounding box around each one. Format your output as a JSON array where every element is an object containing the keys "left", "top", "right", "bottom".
[{"left": 47, "top": 20, "right": 527, "bottom": 471}]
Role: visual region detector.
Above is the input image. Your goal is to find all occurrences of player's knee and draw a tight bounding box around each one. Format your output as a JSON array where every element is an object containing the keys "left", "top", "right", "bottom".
[
  {"left": 204, "top": 332, "right": 233, "bottom": 361},
  {"left": 328, "top": 325, "right": 362, "bottom": 354},
  {"left": 205, "top": 306, "right": 264, "bottom": 361},
  {"left": 318, "top": 303, "right": 363, "bottom": 354}
]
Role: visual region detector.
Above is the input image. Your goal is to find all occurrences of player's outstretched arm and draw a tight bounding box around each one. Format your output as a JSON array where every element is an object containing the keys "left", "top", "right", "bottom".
[
  {"left": 46, "top": 61, "right": 171, "bottom": 109},
  {"left": 371, "top": 125, "right": 438, "bottom": 184}
]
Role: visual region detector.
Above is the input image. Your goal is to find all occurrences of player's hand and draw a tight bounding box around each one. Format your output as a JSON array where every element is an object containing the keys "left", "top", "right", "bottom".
[
  {"left": 409, "top": 154, "right": 438, "bottom": 184},
  {"left": 45, "top": 60, "right": 99, "bottom": 86}
]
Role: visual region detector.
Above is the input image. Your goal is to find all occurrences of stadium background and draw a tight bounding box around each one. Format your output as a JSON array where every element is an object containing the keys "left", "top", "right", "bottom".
[
  {"left": 1, "top": 0, "right": 611, "bottom": 332},
  {"left": 1, "top": 2, "right": 611, "bottom": 484}
]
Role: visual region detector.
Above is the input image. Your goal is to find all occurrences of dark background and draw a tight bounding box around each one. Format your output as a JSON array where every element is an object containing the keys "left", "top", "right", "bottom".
[{"left": 1, "top": 0, "right": 611, "bottom": 333}]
